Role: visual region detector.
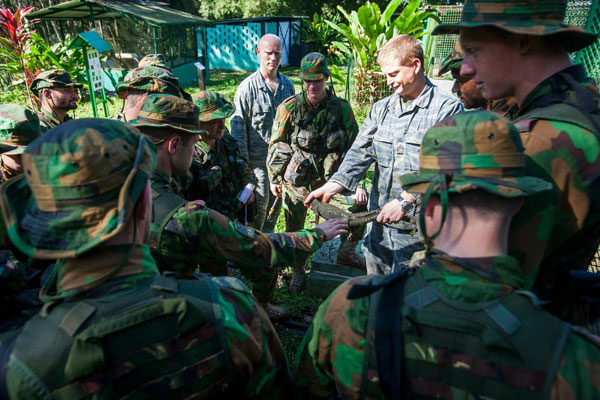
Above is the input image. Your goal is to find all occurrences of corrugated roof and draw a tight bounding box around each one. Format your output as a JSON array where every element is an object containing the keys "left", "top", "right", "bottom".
[{"left": 27, "top": 0, "right": 210, "bottom": 27}]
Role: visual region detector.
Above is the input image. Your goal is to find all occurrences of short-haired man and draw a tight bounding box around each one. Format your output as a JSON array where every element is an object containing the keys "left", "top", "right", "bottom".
[
  {"left": 306, "top": 34, "right": 463, "bottom": 274},
  {"left": 131, "top": 94, "right": 347, "bottom": 320},
  {"left": 267, "top": 52, "right": 367, "bottom": 291},
  {"left": 114, "top": 64, "right": 191, "bottom": 122},
  {"left": 293, "top": 111, "right": 600, "bottom": 399},
  {"left": 231, "top": 34, "right": 295, "bottom": 232},
  {"left": 0, "top": 118, "right": 291, "bottom": 398},
  {"left": 29, "top": 69, "right": 82, "bottom": 132},
  {"left": 0, "top": 105, "right": 41, "bottom": 182},
  {"left": 432, "top": 0, "right": 600, "bottom": 319}
]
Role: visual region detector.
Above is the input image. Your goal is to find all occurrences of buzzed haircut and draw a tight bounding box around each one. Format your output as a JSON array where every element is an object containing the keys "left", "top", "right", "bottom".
[
  {"left": 137, "top": 126, "right": 195, "bottom": 146},
  {"left": 448, "top": 190, "right": 521, "bottom": 217},
  {"left": 377, "top": 34, "right": 424, "bottom": 67}
]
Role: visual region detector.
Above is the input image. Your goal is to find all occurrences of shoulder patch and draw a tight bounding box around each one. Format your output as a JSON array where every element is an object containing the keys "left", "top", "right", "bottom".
[
  {"left": 211, "top": 276, "right": 252, "bottom": 293},
  {"left": 233, "top": 219, "right": 257, "bottom": 239}
]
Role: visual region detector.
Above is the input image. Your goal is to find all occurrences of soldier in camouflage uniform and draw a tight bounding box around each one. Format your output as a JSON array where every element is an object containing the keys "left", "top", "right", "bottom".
[
  {"left": 438, "top": 42, "right": 516, "bottom": 114},
  {"left": 0, "top": 105, "right": 41, "bottom": 182},
  {"left": 183, "top": 91, "right": 256, "bottom": 222},
  {"left": 0, "top": 117, "right": 292, "bottom": 398},
  {"left": 268, "top": 53, "right": 367, "bottom": 291},
  {"left": 113, "top": 64, "right": 191, "bottom": 122},
  {"left": 433, "top": 0, "right": 600, "bottom": 322},
  {"left": 130, "top": 94, "right": 347, "bottom": 321},
  {"left": 137, "top": 53, "right": 171, "bottom": 71},
  {"left": 29, "top": 69, "right": 83, "bottom": 132},
  {"left": 293, "top": 111, "right": 600, "bottom": 400}
]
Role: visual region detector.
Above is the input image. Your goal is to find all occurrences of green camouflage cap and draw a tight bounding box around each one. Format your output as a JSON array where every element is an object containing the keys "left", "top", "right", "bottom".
[
  {"left": 0, "top": 105, "right": 41, "bottom": 155},
  {"left": 431, "top": 0, "right": 598, "bottom": 52},
  {"left": 130, "top": 94, "right": 204, "bottom": 137},
  {"left": 301, "top": 52, "right": 330, "bottom": 80},
  {"left": 29, "top": 69, "right": 83, "bottom": 96},
  {"left": 0, "top": 118, "right": 156, "bottom": 259},
  {"left": 399, "top": 110, "right": 552, "bottom": 242},
  {"left": 192, "top": 90, "right": 235, "bottom": 122},
  {"left": 138, "top": 53, "right": 171, "bottom": 71},
  {"left": 116, "top": 65, "right": 191, "bottom": 101},
  {"left": 400, "top": 110, "right": 552, "bottom": 197},
  {"left": 438, "top": 42, "right": 464, "bottom": 76}
]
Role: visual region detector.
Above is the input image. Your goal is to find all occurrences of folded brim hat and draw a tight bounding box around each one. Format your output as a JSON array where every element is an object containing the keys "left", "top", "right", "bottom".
[
  {"left": 438, "top": 57, "right": 463, "bottom": 76},
  {"left": 400, "top": 171, "right": 552, "bottom": 198},
  {"left": 0, "top": 121, "right": 156, "bottom": 259},
  {"left": 129, "top": 118, "right": 206, "bottom": 135},
  {"left": 432, "top": 21, "right": 597, "bottom": 53},
  {"left": 0, "top": 144, "right": 16, "bottom": 154},
  {"left": 3, "top": 145, "right": 28, "bottom": 155}
]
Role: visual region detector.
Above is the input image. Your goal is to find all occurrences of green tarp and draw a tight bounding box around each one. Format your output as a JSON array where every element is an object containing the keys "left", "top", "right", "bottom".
[{"left": 27, "top": 0, "right": 210, "bottom": 27}]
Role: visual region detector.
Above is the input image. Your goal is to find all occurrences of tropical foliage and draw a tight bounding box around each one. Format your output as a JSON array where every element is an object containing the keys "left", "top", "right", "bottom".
[
  {"left": 327, "top": 0, "right": 438, "bottom": 108},
  {"left": 0, "top": 7, "right": 86, "bottom": 109},
  {"left": 296, "top": 14, "right": 345, "bottom": 64}
]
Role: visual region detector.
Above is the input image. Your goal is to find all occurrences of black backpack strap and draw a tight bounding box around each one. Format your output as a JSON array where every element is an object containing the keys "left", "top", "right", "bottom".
[
  {"left": 150, "top": 185, "right": 187, "bottom": 267},
  {"left": 0, "top": 328, "right": 22, "bottom": 399}
]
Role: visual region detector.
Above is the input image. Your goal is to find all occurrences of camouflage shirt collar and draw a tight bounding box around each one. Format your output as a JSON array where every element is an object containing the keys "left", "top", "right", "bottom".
[
  {"left": 48, "top": 244, "right": 158, "bottom": 300},
  {"left": 515, "top": 64, "right": 591, "bottom": 118},
  {"left": 151, "top": 169, "right": 183, "bottom": 194},
  {"left": 419, "top": 251, "right": 524, "bottom": 303},
  {"left": 40, "top": 106, "right": 72, "bottom": 126}
]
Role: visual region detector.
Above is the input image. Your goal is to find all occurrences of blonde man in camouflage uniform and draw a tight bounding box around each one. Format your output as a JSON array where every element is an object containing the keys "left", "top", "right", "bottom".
[
  {"left": 433, "top": 0, "right": 600, "bottom": 321},
  {"left": 0, "top": 105, "right": 41, "bottom": 182},
  {"left": 184, "top": 91, "right": 256, "bottom": 222},
  {"left": 0, "top": 117, "right": 293, "bottom": 398},
  {"left": 293, "top": 111, "right": 600, "bottom": 400},
  {"left": 268, "top": 52, "right": 367, "bottom": 292},
  {"left": 29, "top": 69, "right": 82, "bottom": 132},
  {"left": 130, "top": 94, "right": 348, "bottom": 321}
]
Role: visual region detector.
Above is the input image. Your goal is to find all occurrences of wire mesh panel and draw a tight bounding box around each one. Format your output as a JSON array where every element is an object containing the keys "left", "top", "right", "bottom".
[
  {"left": 206, "top": 23, "right": 261, "bottom": 71},
  {"left": 425, "top": 6, "right": 461, "bottom": 77},
  {"left": 574, "top": 1, "right": 600, "bottom": 82}
]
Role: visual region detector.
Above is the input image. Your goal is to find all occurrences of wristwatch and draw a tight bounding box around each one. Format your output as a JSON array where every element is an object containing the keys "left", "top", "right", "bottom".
[{"left": 400, "top": 199, "right": 415, "bottom": 214}]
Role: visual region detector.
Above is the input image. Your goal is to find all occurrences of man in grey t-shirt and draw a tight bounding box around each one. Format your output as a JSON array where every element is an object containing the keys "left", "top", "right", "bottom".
[{"left": 231, "top": 34, "right": 295, "bottom": 232}]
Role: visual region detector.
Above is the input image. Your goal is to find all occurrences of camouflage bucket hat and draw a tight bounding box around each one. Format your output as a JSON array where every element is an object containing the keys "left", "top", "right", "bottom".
[
  {"left": 301, "top": 52, "right": 330, "bottom": 80},
  {"left": 192, "top": 91, "right": 235, "bottom": 122},
  {"left": 431, "top": 0, "right": 598, "bottom": 52},
  {"left": 116, "top": 65, "right": 191, "bottom": 101},
  {"left": 138, "top": 53, "right": 171, "bottom": 71},
  {"left": 29, "top": 69, "right": 83, "bottom": 96},
  {"left": 0, "top": 105, "right": 41, "bottom": 155},
  {"left": 130, "top": 94, "right": 204, "bottom": 136},
  {"left": 0, "top": 119, "right": 156, "bottom": 259},
  {"left": 438, "top": 42, "right": 464, "bottom": 76},
  {"left": 400, "top": 110, "right": 552, "bottom": 198}
]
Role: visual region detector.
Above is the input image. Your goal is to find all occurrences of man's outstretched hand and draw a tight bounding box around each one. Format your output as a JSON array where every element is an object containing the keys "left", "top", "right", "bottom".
[
  {"left": 304, "top": 181, "right": 345, "bottom": 206},
  {"left": 315, "top": 218, "right": 349, "bottom": 241}
]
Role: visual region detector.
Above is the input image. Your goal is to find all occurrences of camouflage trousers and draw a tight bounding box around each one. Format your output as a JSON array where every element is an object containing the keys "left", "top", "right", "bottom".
[
  {"left": 198, "top": 258, "right": 278, "bottom": 304},
  {"left": 282, "top": 186, "right": 367, "bottom": 242},
  {"left": 251, "top": 166, "right": 282, "bottom": 233},
  {"left": 363, "top": 222, "right": 423, "bottom": 275}
]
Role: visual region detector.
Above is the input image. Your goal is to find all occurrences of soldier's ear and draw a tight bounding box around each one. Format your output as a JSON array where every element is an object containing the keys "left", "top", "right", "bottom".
[
  {"left": 166, "top": 134, "right": 181, "bottom": 155},
  {"left": 43, "top": 88, "right": 53, "bottom": 99}
]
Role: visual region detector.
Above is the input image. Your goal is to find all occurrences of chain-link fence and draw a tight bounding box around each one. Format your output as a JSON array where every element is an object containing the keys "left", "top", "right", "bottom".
[{"left": 424, "top": 6, "right": 461, "bottom": 77}]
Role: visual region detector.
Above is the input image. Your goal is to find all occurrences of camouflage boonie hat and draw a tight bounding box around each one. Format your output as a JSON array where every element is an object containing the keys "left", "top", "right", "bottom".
[
  {"left": 193, "top": 91, "right": 235, "bottom": 122},
  {"left": 0, "top": 119, "right": 156, "bottom": 259},
  {"left": 29, "top": 69, "right": 83, "bottom": 96},
  {"left": 0, "top": 105, "right": 41, "bottom": 155},
  {"left": 116, "top": 65, "right": 191, "bottom": 100},
  {"left": 301, "top": 52, "right": 330, "bottom": 80},
  {"left": 438, "top": 42, "right": 464, "bottom": 76},
  {"left": 400, "top": 110, "right": 552, "bottom": 197},
  {"left": 130, "top": 94, "right": 204, "bottom": 138},
  {"left": 431, "top": 0, "right": 598, "bottom": 52},
  {"left": 138, "top": 54, "right": 171, "bottom": 71}
]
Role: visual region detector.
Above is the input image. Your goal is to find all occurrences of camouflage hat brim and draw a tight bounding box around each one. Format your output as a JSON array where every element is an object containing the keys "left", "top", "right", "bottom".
[
  {"left": 438, "top": 57, "right": 463, "bottom": 76},
  {"left": 3, "top": 145, "right": 28, "bottom": 155},
  {"left": 0, "top": 131, "right": 156, "bottom": 259},
  {"left": 0, "top": 144, "right": 17, "bottom": 154},
  {"left": 400, "top": 172, "right": 552, "bottom": 197},
  {"left": 432, "top": 22, "right": 598, "bottom": 52},
  {"left": 30, "top": 81, "right": 84, "bottom": 96},
  {"left": 198, "top": 101, "right": 234, "bottom": 122},
  {"left": 129, "top": 119, "right": 206, "bottom": 135}
]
